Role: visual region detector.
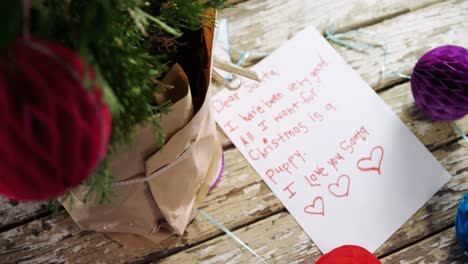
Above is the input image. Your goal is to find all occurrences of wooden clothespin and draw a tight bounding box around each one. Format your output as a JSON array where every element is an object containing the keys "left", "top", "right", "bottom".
[{"left": 212, "top": 57, "right": 261, "bottom": 91}]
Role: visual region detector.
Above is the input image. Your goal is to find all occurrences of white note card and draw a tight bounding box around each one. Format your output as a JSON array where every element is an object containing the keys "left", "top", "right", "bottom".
[{"left": 211, "top": 25, "right": 451, "bottom": 253}]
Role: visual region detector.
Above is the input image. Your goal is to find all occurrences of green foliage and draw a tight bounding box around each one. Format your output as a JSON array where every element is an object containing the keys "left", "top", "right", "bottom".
[
  {"left": 0, "top": 0, "right": 22, "bottom": 50},
  {"left": 131, "top": 7, "right": 183, "bottom": 37},
  {"left": 47, "top": 192, "right": 73, "bottom": 214},
  {"left": 47, "top": 199, "right": 63, "bottom": 214},
  {"left": 84, "top": 159, "right": 115, "bottom": 204},
  {"left": 158, "top": 0, "right": 228, "bottom": 30},
  {"left": 1, "top": 0, "right": 226, "bottom": 203}
]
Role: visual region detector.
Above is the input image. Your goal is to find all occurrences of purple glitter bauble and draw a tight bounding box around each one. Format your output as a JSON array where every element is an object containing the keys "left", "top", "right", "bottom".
[{"left": 411, "top": 45, "right": 468, "bottom": 121}]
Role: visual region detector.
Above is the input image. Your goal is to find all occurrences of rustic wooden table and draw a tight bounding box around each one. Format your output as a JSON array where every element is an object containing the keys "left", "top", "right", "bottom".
[{"left": 1, "top": 0, "right": 467, "bottom": 263}]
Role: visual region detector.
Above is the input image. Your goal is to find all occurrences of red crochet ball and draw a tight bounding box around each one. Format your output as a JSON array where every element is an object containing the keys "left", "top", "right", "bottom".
[
  {"left": 316, "top": 245, "right": 381, "bottom": 264},
  {"left": 0, "top": 38, "right": 111, "bottom": 201}
]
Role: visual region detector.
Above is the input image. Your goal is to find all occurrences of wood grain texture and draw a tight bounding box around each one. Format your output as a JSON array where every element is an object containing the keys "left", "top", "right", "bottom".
[
  {"left": 380, "top": 227, "right": 466, "bottom": 264},
  {"left": 158, "top": 212, "right": 321, "bottom": 264},
  {"left": 0, "top": 148, "right": 271, "bottom": 264},
  {"left": 1, "top": 0, "right": 467, "bottom": 263},
  {"left": 1, "top": 0, "right": 456, "bottom": 232},
  {"left": 156, "top": 224, "right": 468, "bottom": 264},
  {"left": 221, "top": 0, "right": 446, "bottom": 54},
  {"left": 0, "top": 199, "right": 46, "bottom": 229},
  {"left": 336, "top": 0, "right": 468, "bottom": 91},
  {"left": 3, "top": 0, "right": 466, "bottom": 229},
  {"left": 1, "top": 136, "right": 465, "bottom": 263},
  {"left": 379, "top": 83, "right": 468, "bottom": 151},
  {"left": 221, "top": 0, "right": 467, "bottom": 91}
]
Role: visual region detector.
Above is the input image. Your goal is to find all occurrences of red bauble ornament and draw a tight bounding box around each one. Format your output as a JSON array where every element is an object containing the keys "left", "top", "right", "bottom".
[
  {"left": 0, "top": 37, "right": 111, "bottom": 201},
  {"left": 316, "top": 245, "right": 381, "bottom": 264}
]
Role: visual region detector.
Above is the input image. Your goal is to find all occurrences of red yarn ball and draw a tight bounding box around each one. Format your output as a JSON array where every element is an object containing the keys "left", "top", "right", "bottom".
[
  {"left": 316, "top": 245, "right": 381, "bottom": 264},
  {"left": 0, "top": 37, "right": 111, "bottom": 201}
]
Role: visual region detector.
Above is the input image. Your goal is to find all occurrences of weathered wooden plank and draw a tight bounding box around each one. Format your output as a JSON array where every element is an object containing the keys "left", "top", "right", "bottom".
[
  {"left": 337, "top": 0, "right": 468, "bottom": 91},
  {"left": 155, "top": 139, "right": 467, "bottom": 263},
  {"left": 379, "top": 83, "right": 468, "bottom": 150},
  {"left": 380, "top": 227, "right": 466, "bottom": 264},
  {"left": 0, "top": 199, "right": 46, "bottom": 230},
  {"left": 2, "top": 63, "right": 467, "bottom": 263},
  {"left": 0, "top": 147, "right": 266, "bottom": 264},
  {"left": 221, "top": 0, "right": 467, "bottom": 91},
  {"left": 158, "top": 212, "right": 321, "bottom": 264},
  {"left": 1, "top": 135, "right": 465, "bottom": 263},
  {"left": 222, "top": 0, "right": 446, "bottom": 53},
  {"left": 1, "top": 1, "right": 467, "bottom": 263},
  {"left": 156, "top": 223, "right": 467, "bottom": 263},
  {"left": 1, "top": 0, "right": 454, "bottom": 231}
]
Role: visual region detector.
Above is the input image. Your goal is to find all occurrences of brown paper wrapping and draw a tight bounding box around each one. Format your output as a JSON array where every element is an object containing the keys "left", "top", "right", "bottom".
[
  {"left": 108, "top": 63, "right": 195, "bottom": 183},
  {"left": 62, "top": 13, "right": 219, "bottom": 248}
]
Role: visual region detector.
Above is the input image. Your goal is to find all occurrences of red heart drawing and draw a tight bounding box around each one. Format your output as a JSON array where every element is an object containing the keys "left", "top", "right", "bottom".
[
  {"left": 328, "top": 175, "right": 350, "bottom": 198},
  {"left": 357, "top": 146, "right": 384, "bottom": 175},
  {"left": 304, "top": 196, "right": 325, "bottom": 216}
]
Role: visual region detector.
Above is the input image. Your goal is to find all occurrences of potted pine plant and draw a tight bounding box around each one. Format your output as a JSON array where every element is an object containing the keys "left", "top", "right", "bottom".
[{"left": 0, "top": 0, "right": 227, "bottom": 247}]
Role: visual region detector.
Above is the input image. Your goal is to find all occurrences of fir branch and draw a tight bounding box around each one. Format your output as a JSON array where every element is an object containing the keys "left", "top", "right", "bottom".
[
  {"left": 47, "top": 199, "right": 63, "bottom": 214},
  {"left": 47, "top": 192, "right": 73, "bottom": 214},
  {"left": 84, "top": 159, "right": 115, "bottom": 204},
  {"left": 4, "top": 0, "right": 227, "bottom": 203},
  {"left": 157, "top": 0, "right": 228, "bottom": 31},
  {"left": 131, "top": 7, "right": 183, "bottom": 37}
]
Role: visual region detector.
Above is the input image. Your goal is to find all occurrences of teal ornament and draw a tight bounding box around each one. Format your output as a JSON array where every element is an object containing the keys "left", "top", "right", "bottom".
[{"left": 456, "top": 193, "right": 468, "bottom": 255}]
